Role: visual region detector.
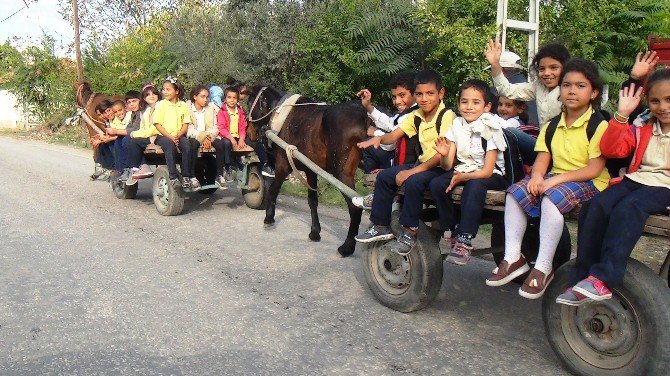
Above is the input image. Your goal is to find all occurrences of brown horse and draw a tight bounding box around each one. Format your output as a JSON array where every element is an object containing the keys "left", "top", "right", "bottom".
[{"left": 247, "top": 86, "right": 371, "bottom": 257}]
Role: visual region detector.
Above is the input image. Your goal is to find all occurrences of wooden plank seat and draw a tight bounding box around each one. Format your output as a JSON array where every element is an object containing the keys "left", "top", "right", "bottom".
[{"left": 144, "top": 144, "right": 255, "bottom": 155}]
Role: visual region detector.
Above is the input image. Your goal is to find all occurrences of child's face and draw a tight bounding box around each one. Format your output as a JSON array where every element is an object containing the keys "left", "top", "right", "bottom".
[
  {"left": 225, "top": 91, "right": 239, "bottom": 109},
  {"left": 194, "top": 89, "right": 209, "bottom": 108},
  {"left": 560, "top": 71, "right": 597, "bottom": 113},
  {"left": 144, "top": 91, "right": 159, "bottom": 106},
  {"left": 497, "top": 97, "right": 523, "bottom": 120},
  {"left": 391, "top": 86, "right": 415, "bottom": 113},
  {"left": 458, "top": 87, "right": 492, "bottom": 123},
  {"left": 537, "top": 57, "right": 562, "bottom": 90},
  {"left": 113, "top": 104, "right": 127, "bottom": 120},
  {"left": 103, "top": 108, "right": 115, "bottom": 120},
  {"left": 648, "top": 80, "right": 670, "bottom": 127},
  {"left": 126, "top": 98, "right": 140, "bottom": 112},
  {"left": 238, "top": 86, "right": 248, "bottom": 101},
  {"left": 162, "top": 82, "right": 178, "bottom": 101},
  {"left": 414, "top": 82, "right": 444, "bottom": 115}
]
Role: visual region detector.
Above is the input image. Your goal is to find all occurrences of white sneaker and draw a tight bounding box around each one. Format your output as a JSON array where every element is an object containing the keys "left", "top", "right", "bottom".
[{"left": 352, "top": 194, "right": 373, "bottom": 210}]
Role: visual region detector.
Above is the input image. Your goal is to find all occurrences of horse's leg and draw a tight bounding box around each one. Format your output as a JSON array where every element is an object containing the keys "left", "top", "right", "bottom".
[
  {"left": 306, "top": 170, "right": 321, "bottom": 241},
  {"left": 336, "top": 152, "right": 363, "bottom": 258},
  {"left": 264, "top": 156, "right": 290, "bottom": 227}
]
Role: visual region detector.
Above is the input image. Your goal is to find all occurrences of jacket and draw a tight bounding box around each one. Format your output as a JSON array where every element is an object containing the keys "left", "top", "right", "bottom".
[
  {"left": 217, "top": 105, "right": 248, "bottom": 140},
  {"left": 186, "top": 101, "right": 219, "bottom": 142},
  {"left": 600, "top": 117, "right": 655, "bottom": 183}
]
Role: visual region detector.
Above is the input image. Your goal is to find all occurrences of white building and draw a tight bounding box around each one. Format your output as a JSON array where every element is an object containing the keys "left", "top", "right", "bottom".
[{"left": 0, "top": 90, "right": 35, "bottom": 129}]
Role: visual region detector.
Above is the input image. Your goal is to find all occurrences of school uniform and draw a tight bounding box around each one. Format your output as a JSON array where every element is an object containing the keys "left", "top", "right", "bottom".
[
  {"left": 151, "top": 99, "right": 194, "bottom": 180},
  {"left": 361, "top": 106, "right": 416, "bottom": 173},
  {"left": 112, "top": 111, "right": 140, "bottom": 172},
  {"left": 216, "top": 104, "right": 267, "bottom": 168},
  {"left": 572, "top": 118, "right": 670, "bottom": 288},
  {"left": 369, "top": 103, "right": 455, "bottom": 229},
  {"left": 186, "top": 101, "right": 220, "bottom": 176},
  {"left": 507, "top": 108, "right": 610, "bottom": 217}
]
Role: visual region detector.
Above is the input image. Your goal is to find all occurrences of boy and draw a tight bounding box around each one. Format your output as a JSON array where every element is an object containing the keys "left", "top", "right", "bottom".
[
  {"left": 106, "top": 93, "right": 142, "bottom": 182},
  {"left": 91, "top": 100, "right": 117, "bottom": 179},
  {"left": 355, "top": 70, "right": 456, "bottom": 254}
]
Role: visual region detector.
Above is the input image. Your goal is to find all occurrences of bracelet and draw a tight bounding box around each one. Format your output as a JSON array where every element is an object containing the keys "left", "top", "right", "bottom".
[{"left": 614, "top": 112, "right": 629, "bottom": 124}]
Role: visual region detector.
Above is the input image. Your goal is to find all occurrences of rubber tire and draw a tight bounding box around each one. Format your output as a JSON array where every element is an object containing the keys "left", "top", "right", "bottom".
[
  {"left": 362, "top": 212, "right": 443, "bottom": 313},
  {"left": 543, "top": 259, "right": 670, "bottom": 376},
  {"left": 111, "top": 180, "right": 138, "bottom": 199},
  {"left": 152, "top": 166, "right": 185, "bottom": 216},
  {"left": 242, "top": 163, "right": 266, "bottom": 210}
]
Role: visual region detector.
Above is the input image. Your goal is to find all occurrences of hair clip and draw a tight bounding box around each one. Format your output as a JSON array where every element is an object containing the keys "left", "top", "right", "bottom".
[
  {"left": 165, "top": 75, "right": 178, "bottom": 84},
  {"left": 142, "top": 84, "right": 155, "bottom": 91}
]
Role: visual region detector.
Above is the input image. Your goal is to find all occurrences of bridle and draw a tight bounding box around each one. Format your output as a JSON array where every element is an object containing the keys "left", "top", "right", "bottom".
[
  {"left": 247, "top": 86, "right": 328, "bottom": 124},
  {"left": 76, "top": 82, "right": 106, "bottom": 126}
]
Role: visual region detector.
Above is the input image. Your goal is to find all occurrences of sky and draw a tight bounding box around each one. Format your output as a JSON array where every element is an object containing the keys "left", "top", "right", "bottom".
[{"left": 0, "top": 0, "right": 74, "bottom": 55}]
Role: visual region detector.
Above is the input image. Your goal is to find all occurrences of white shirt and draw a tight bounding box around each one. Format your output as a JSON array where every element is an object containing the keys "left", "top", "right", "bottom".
[
  {"left": 445, "top": 119, "right": 506, "bottom": 176},
  {"left": 367, "top": 106, "right": 416, "bottom": 151},
  {"left": 492, "top": 73, "right": 561, "bottom": 127}
]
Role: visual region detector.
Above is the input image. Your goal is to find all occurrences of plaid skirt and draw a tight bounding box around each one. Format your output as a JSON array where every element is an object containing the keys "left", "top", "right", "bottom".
[{"left": 507, "top": 174, "right": 599, "bottom": 217}]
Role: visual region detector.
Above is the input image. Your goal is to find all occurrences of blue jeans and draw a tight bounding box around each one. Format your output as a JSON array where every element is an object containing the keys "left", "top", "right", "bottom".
[
  {"left": 571, "top": 178, "right": 670, "bottom": 288},
  {"left": 369, "top": 164, "right": 443, "bottom": 229},
  {"left": 507, "top": 127, "right": 537, "bottom": 165},
  {"left": 95, "top": 142, "right": 115, "bottom": 170},
  {"left": 113, "top": 135, "right": 129, "bottom": 171},
  {"left": 361, "top": 146, "right": 394, "bottom": 173}
]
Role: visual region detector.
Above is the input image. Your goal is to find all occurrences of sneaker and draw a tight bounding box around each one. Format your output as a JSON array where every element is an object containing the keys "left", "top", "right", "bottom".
[
  {"left": 262, "top": 165, "right": 275, "bottom": 178},
  {"left": 181, "top": 177, "right": 192, "bottom": 192},
  {"left": 438, "top": 233, "right": 457, "bottom": 254},
  {"left": 352, "top": 194, "right": 374, "bottom": 210},
  {"left": 556, "top": 287, "right": 593, "bottom": 306},
  {"left": 354, "top": 224, "right": 395, "bottom": 243},
  {"left": 189, "top": 177, "right": 201, "bottom": 191},
  {"left": 518, "top": 268, "right": 554, "bottom": 299},
  {"left": 118, "top": 168, "right": 131, "bottom": 182},
  {"left": 215, "top": 175, "right": 228, "bottom": 190},
  {"left": 486, "top": 256, "right": 530, "bottom": 287},
  {"left": 131, "top": 164, "right": 153, "bottom": 179},
  {"left": 170, "top": 178, "right": 181, "bottom": 188},
  {"left": 224, "top": 167, "right": 235, "bottom": 183},
  {"left": 446, "top": 235, "right": 473, "bottom": 265},
  {"left": 572, "top": 275, "right": 613, "bottom": 301},
  {"left": 90, "top": 163, "right": 106, "bottom": 180},
  {"left": 386, "top": 229, "right": 416, "bottom": 256},
  {"left": 109, "top": 170, "right": 121, "bottom": 183}
]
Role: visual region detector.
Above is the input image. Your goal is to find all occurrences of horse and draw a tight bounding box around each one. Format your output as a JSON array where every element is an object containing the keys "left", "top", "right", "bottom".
[{"left": 247, "top": 85, "right": 371, "bottom": 257}]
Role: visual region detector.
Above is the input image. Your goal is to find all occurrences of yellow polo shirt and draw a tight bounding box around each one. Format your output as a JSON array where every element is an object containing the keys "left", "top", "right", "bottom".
[
  {"left": 153, "top": 99, "right": 190, "bottom": 137},
  {"left": 535, "top": 107, "right": 610, "bottom": 191},
  {"left": 227, "top": 106, "right": 240, "bottom": 138},
  {"left": 399, "top": 102, "right": 455, "bottom": 163}
]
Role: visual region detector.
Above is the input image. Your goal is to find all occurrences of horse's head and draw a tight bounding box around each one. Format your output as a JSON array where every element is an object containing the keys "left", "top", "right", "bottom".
[
  {"left": 74, "top": 81, "right": 93, "bottom": 108},
  {"left": 246, "top": 85, "right": 285, "bottom": 128}
]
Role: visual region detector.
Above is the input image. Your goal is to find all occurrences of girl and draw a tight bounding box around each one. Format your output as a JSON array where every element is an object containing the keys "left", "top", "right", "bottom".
[
  {"left": 557, "top": 69, "right": 670, "bottom": 305},
  {"left": 497, "top": 95, "right": 538, "bottom": 136},
  {"left": 486, "top": 58, "right": 610, "bottom": 299},
  {"left": 430, "top": 79, "right": 510, "bottom": 265},
  {"left": 126, "top": 84, "right": 161, "bottom": 183},
  {"left": 485, "top": 38, "right": 570, "bottom": 164},
  {"left": 186, "top": 85, "right": 225, "bottom": 187}
]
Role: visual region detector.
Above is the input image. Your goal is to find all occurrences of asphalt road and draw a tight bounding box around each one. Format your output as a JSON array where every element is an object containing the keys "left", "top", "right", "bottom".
[{"left": 0, "top": 136, "right": 570, "bottom": 375}]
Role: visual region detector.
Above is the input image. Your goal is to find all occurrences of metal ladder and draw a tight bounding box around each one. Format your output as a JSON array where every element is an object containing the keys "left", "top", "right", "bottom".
[{"left": 496, "top": 0, "right": 540, "bottom": 67}]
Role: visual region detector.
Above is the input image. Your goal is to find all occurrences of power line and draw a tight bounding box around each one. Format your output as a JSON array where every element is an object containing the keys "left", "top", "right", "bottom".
[{"left": 1, "top": 6, "right": 27, "bottom": 24}]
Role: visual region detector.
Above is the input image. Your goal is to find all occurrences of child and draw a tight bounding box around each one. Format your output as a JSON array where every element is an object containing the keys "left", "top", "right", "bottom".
[
  {"left": 486, "top": 58, "right": 610, "bottom": 299},
  {"left": 186, "top": 85, "right": 224, "bottom": 187},
  {"left": 556, "top": 69, "right": 670, "bottom": 306},
  {"left": 105, "top": 99, "right": 131, "bottom": 181},
  {"left": 126, "top": 84, "right": 161, "bottom": 183},
  {"left": 355, "top": 70, "right": 456, "bottom": 255},
  {"left": 485, "top": 38, "right": 570, "bottom": 164},
  {"left": 497, "top": 95, "right": 537, "bottom": 136},
  {"left": 91, "top": 100, "right": 117, "bottom": 176},
  {"left": 430, "top": 79, "right": 510, "bottom": 265},
  {"left": 216, "top": 86, "right": 272, "bottom": 180}
]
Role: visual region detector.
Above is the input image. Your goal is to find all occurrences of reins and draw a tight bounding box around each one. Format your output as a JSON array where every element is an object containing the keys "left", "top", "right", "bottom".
[{"left": 246, "top": 86, "right": 327, "bottom": 123}]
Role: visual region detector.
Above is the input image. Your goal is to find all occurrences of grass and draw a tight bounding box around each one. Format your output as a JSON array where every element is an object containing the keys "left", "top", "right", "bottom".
[{"left": 280, "top": 170, "right": 370, "bottom": 208}]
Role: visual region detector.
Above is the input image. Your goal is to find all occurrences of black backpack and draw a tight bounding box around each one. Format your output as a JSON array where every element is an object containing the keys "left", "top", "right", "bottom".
[
  {"left": 402, "top": 107, "right": 450, "bottom": 165},
  {"left": 481, "top": 128, "right": 526, "bottom": 184},
  {"left": 545, "top": 110, "right": 629, "bottom": 178}
]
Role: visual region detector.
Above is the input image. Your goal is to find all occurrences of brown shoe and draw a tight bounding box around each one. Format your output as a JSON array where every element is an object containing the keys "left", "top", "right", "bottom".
[
  {"left": 485, "top": 255, "right": 530, "bottom": 287},
  {"left": 518, "top": 268, "right": 554, "bottom": 299}
]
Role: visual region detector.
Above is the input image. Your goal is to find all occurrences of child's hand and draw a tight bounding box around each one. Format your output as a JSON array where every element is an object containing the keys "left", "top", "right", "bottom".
[
  {"left": 395, "top": 169, "right": 412, "bottom": 186},
  {"left": 231, "top": 138, "right": 238, "bottom": 149},
  {"left": 537, "top": 176, "right": 559, "bottom": 194},
  {"left": 630, "top": 51, "right": 659, "bottom": 80},
  {"left": 201, "top": 137, "right": 212, "bottom": 150},
  {"left": 446, "top": 172, "right": 466, "bottom": 193},
  {"left": 357, "top": 137, "right": 381, "bottom": 149},
  {"left": 433, "top": 137, "right": 450, "bottom": 156},
  {"left": 238, "top": 138, "right": 247, "bottom": 150},
  {"left": 367, "top": 126, "right": 376, "bottom": 137},
  {"left": 527, "top": 175, "right": 544, "bottom": 196},
  {"left": 484, "top": 35, "right": 502, "bottom": 67},
  {"left": 617, "top": 83, "right": 644, "bottom": 118},
  {"left": 106, "top": 128, "right": 116, "bottom": 136},
  {"left": 356, "top": 89, "right": 374, "bottom": 113},
  {"left": 172, "top": 136, "right": 179, "bottom": 146}
]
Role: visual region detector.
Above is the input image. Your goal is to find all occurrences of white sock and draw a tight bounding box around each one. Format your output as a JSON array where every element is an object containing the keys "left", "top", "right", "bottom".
[
  {"left": 503, "top": 194, "right": 528, "bottom": 264},
  {"left": 535, "top": 197, "right": 564, "bottom": 275}
]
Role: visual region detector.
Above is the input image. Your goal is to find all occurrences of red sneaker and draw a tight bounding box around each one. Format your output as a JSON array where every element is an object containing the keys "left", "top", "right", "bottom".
[{"left": 572, "top": 275, "right": 612, "bottom": 301}]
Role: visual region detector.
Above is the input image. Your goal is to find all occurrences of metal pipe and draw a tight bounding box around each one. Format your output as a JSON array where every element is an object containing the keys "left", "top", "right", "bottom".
[{"left": 266, "top": 130, "right": 360, "bottom": 199}]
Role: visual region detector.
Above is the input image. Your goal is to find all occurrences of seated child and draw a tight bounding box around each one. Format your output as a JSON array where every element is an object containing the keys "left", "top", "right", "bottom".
[
  {"left": 354, "top": 70, "right": 456, "bottom": 255},
  {"left": 105, "top": 98, "right": 137, "bottom": 182},
  {"left": 209, "top": 85, "right": 223, "bottom": 110},
  {"left": 186, "top": 85, "right": 223, "bottom": 187},
  {"left": 497, "top": 95, "right": 538, "bottom": 136},
  {"left": 485, "top": 58, "right": 610, "bottom": 299},
  {"left": 557, "top": 69, "right": 670, "bottom": 305},
  {"left": 430, "top": 79, "right": 511, "bottom": 265},
  {"left": 216, "top": 86, "right": 272, "bottom": 181},
  {"left": 91, "top": 100, "right": 117, "bottom": 175},
  {"left": 126, "top": 84, "right": 162, "bottom": 183}
]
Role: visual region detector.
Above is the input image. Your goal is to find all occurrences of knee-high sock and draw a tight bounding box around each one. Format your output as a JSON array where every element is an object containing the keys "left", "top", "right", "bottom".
[
  {"left": 535, "top": 197, "right": 564, "bottom": 275},
  {"left": 503, "top": 194, "right": 528, "bottom": 264}
]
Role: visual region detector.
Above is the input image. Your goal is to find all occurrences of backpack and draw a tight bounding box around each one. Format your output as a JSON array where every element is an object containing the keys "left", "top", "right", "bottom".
[
  {"left": 396, "top": 108, "right": 450, "bottom": 166},
  {"left": 544, "top": 110, "right": 629, "bottom": 178},
  {"left": 481, "top": 128, "right": 526, "bottom": 184}
]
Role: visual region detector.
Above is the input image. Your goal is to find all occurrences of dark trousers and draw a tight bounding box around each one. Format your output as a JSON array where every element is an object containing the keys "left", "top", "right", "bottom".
[
  {"left": 369, "top": 164, "right": 443, "bottom": 229},
  {"left": 95, "top": 142, "right": 115, "bottom": 170},
  {"left": 211, "top": 138, "right": 227, "bottom": 175},
  {"left": 112, "top": 135, "right": 129, "bottom": 171},
  {"left": 571, "top": 178, "right": 670, "bottom": 288},
  {"left": 507, "top": 127, "right": 537, "bottom": 165},
  {"left": 185, "top": 137, "right": 200, "bottom": 178},
  {"left": 155, "top": 135, "right": 194, "bottom": 179},
  {"left": 362, "top": 146, "right": 394, "bottom": 173},
  {"left": 127, "top": 137, "right": 151, "bottom": 169},
  {"left": 429, "top": 172, "right": 508, "bottom": 236},
  {"left": 220, "top": 137, "right": 267, "bottom": 169}
]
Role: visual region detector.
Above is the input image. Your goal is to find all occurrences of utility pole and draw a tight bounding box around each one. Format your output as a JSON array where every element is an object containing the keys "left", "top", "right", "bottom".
[{"left": 72, "top": 0, "right": 84, "bottom": 82}]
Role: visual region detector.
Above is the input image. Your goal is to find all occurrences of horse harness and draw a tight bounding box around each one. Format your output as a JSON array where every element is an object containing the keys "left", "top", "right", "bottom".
[{"left": 75, "top": 83, "right": 106, "bottom": 135}]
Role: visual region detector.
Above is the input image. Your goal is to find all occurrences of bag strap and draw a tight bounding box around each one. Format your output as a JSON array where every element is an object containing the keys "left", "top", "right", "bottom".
[
  {"left": 585, "top": 109, "right": 607, "bottom": 142},
  {"left": 412, "top": 107, "right": 448, "bottom": 134},
  {"left": 544, "top": 114, "right": 562, "bottom": 156}
]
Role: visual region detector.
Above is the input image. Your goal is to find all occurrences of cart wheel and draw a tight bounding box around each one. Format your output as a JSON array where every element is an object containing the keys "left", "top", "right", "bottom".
[
  {"left": 242, "top": 163, "right": 266, "bottom": 210},
  {"left": 362, "top": 213, "right": 443, "bottom": 313},
  {"left": 543, "top": 259, "right": 670, "bottom": 376},
  {"left": 111, "top": 180, "right": 138, "bottom": 199},
  {"left": 152, "top": 166, "right": 184, "bottom": 216}
]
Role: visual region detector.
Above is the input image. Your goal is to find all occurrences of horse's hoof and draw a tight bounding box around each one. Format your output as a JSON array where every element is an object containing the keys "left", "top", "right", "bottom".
[
  {"left": 264, "top": 220, "right": 275, "bottom": 229},
  {"left": 337, "top": 244, "right": 355, "bottom": 258},
  {"left": 309, "top": 232, "right": 321, "bottom": 242}
]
